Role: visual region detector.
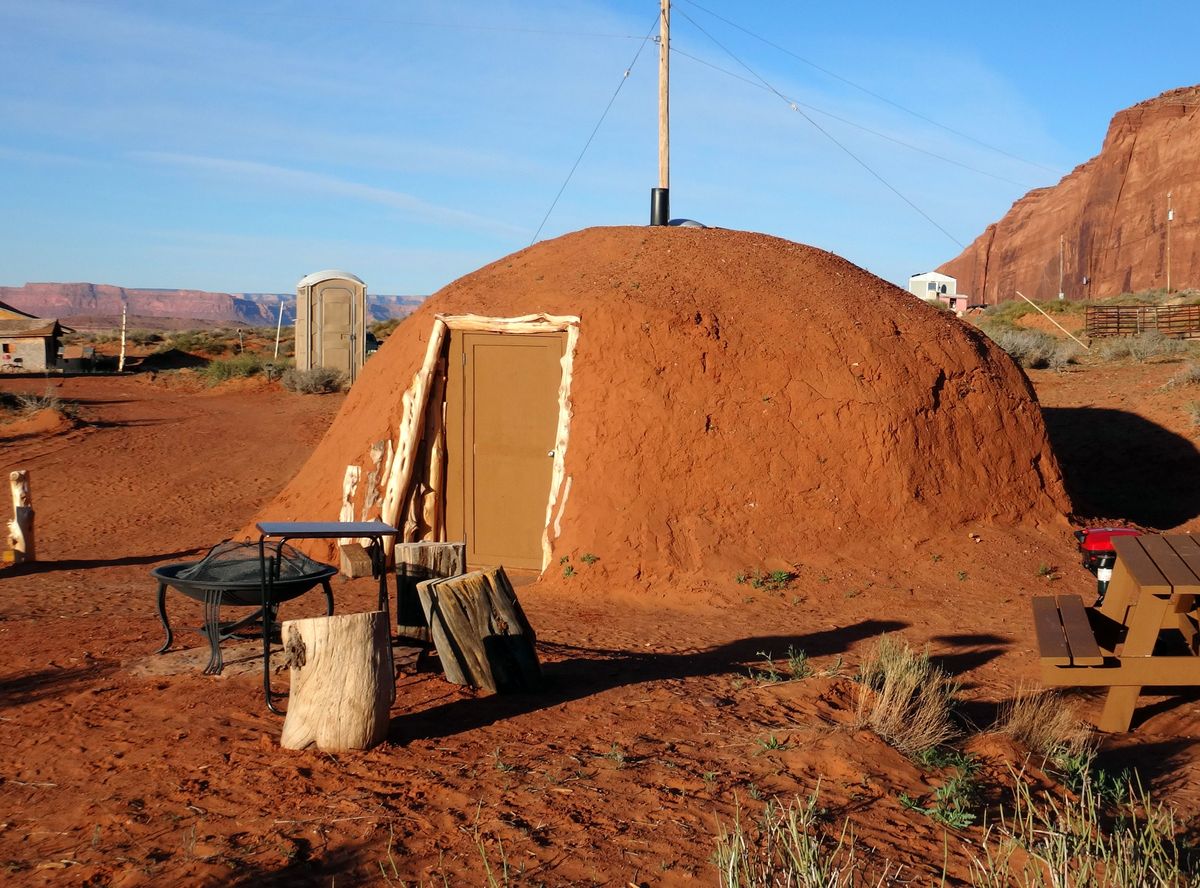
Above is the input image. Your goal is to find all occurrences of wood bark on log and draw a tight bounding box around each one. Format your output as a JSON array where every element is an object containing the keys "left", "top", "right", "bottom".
[
  {"left": 279, "top": 611, "right": 394, "bottom": 751},
  {"left": 395, "top": 541, "right": 465, "bottom": 643},
  {"left": 7, "top": 470, "right": 34, "bottom": 564},
  {"left": 417, "top": 567, "right": 541, "bottom": 693}
]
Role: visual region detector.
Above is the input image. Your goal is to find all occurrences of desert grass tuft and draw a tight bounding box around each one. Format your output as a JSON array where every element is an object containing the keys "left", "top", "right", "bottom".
[
  {"left": 971, "top": 767, "right": 1198, "bottom": 887},
  {"left": 1162, "top": 362, "right": 1200, "bottom": 390},
  {"left": 979, "top": 326, "right": 1078, "bottom": 369},
  {"left": 714, "top": 789, "right": 872, "bottom": 888},
  {"left": 1096, "top": 331, "right": 1192, "bottom": 363},
  {"left": 854, "top": 636, "right": 959, "bottom": 757},
  {"left": 995, "top": 684, "right": 1092, "bottom": 765}
]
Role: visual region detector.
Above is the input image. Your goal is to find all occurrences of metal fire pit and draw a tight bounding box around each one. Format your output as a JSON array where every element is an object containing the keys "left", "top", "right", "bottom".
[{"left": 152, "top": 540, "right": 336, "bottom": 676}]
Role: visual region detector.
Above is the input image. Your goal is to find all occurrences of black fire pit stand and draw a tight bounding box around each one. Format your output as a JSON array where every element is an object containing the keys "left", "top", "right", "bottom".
[{"left": 256, "top": 521, "right": 399, "bottom": 714}]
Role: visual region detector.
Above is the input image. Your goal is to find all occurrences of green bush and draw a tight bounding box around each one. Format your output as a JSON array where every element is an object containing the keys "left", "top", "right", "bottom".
[
  {"left": 200, "top": 353, "right": 266, "bottom": 385},
  {"left": 281, "top": 366, "right": 346, "bottom": 394},
  {"left": 371, "top": 317, "right": 403, "bottom": 340}
]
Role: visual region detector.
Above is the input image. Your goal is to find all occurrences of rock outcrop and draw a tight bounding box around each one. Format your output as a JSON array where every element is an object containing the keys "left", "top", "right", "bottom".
[
  {"left": 0, "top": 282, "right": 422, "bottom": 325},
  {"left": 939, "top": 85, "right": 1200, "bottom": 304}
]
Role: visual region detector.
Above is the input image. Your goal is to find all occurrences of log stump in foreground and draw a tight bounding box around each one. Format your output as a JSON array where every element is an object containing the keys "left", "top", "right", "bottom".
[
  {"left": 395, "top": 541, "right": 466, "bottom": 643},
  {"left": 280, "top": 611, "right": 394, "bottom": 751},
  {"left": 417, "top": 566, "right": 541, "bottom": 693}
]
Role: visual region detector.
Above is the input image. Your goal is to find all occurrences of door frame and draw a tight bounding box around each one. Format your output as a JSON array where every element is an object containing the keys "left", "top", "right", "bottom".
[
  {"left": 378, "top": 313, "right": 580, "bottom": 573},
  {"left": 446, "top": 330, "right": 567, "bottom": 569}
]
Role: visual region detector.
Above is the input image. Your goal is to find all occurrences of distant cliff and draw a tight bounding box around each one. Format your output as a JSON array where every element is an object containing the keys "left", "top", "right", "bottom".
[
  {"left": 939, "top": 85, "right": 1200, "bottom": 304},
  {"left": 0, "top": 282, "right": 423, "bottom": 325}
]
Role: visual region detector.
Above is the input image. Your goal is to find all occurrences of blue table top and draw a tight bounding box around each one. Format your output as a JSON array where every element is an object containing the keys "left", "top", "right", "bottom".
[{"left": 256, "top": 521, "right": 399, "bottom": 539}]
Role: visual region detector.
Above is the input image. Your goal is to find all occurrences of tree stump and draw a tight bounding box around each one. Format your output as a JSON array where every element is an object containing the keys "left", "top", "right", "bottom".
[
  {"left": 6, "top": 471, "right": 33, "bottom": 564},
  {"left": 279, "top": 611, "right": 394, "bottom": 751},
  {"left": 395, "top": 541, "right": 466, "bottom": 643},
  {"left": 417, "top": 566, "right": 541, "bottom": 693}
]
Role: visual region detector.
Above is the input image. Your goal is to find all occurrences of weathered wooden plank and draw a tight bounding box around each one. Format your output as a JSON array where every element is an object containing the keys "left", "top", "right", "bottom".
[
  {"left": 395, "top": 541, "right": 465, "bottom": 642},
  {"left": 417, "top": 566, "right": 541, "bottom": 693},
  {"left": 1032, "top": 596, "right": 1070, "bottom": 666},
  {"left": 1112, "top": 536, "right": 1172, "bottom": 594},
  {"left": 1055, "top": 594, "right": 1103, "bottom": 665},
  {"left": 1141, "top": 535, "right": 1200, "bottom": 593},
  {"left": 1040, "top": 655, "right": 1200, "bottom": 688}
]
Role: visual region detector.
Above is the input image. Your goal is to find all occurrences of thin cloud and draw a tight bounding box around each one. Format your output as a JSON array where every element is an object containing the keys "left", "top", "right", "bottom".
[{"left": 133, "top": 151, "right": 525, "bottom": 238}]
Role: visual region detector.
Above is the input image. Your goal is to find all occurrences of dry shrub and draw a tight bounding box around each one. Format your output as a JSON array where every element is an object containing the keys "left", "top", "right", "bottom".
[
  {"left": 1163, "top": 363, "right": 1200, "bottom": 390},
  {"left": 1097, "top": 331, "right": 1191, "bottom": 363},
  {"left": 281, "top": 366, "right": 346, "bottom": 394},
  {"left": 996, "top": 685, "right": 1091, "bottom": 763},
  {"left": 854, "top": 636, "right": 958, "bottom": 757},
  {"left": 982, "top": 326, "right": 1078, "bottom": 369}
]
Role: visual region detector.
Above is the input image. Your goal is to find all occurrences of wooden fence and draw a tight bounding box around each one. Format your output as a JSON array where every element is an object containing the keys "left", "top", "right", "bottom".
[{"left": 1085, "top": 305, "right": 1200, "bottom": 339}]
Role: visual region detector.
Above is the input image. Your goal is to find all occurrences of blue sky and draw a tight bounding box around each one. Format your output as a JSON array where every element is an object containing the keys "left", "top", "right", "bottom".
[{"left": 2, "top": 0, "right": 1197, "bottom": 296}]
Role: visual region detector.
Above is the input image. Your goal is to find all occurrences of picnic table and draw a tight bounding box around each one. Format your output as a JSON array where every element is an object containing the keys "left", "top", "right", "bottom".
[{"left": 1034, "top": 533, "right": 1200, "bottom": 732}]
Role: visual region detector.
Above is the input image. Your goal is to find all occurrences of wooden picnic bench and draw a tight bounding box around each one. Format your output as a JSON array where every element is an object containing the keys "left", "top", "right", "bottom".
[{"left": 1033, "top": 533, "right": 1200, "bottom": 732}]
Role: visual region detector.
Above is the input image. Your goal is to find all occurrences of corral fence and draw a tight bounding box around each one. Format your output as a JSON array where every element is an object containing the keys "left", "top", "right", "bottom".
[{"left": 1085, "top": 305, "right": 1200, "bottom": 339}]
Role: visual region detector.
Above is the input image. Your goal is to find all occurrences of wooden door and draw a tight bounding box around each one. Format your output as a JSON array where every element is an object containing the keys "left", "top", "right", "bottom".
[
  {"left": 446, "top": 331, "right": 564, "bottom": 570},
  {"left": 317, "top": 284, "right": 354, "bottom": 375}
]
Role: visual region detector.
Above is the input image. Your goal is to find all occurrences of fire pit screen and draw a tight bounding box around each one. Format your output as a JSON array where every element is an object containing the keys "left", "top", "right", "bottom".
[{"left": 153, "top": 540, "right": 336, "bottom": 675}]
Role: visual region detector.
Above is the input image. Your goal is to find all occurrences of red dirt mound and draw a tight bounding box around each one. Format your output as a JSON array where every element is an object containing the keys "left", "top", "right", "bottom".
[{"left": 257, "top": 226, "right": 1070, "bottom": 586}]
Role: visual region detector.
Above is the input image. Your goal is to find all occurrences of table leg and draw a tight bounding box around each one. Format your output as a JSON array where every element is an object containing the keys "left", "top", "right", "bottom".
[
  {"left": 202, "top": 589, "right": 224, "bottom": 676},
  {"left": 321, "top": 579, "right": 334, "bottom": 616},
  {"left": 1098, "top": 591, "right": 1172, "bottom": 732},
  {"left": 155, "top": 582, "right": 173, "bottom": 654}
]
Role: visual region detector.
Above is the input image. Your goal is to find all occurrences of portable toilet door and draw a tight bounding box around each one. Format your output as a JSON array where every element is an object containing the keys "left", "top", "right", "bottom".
[{"left": 296, "top": 270, "right": 367, "bottom": 383}]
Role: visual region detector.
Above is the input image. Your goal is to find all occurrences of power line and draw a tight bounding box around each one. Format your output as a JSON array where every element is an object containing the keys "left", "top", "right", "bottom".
[
  {"left": 674, "top": 6, "right": 965, "bottom": 249},
  {"left": 670, "top": 46, "right": 1040, "bottom": 190},
  {"left": 676, "top": 0, "right": 1061, "bottom": 176},
  {"left": 530, "top": 18, "right": 658, "bottom": 245}
]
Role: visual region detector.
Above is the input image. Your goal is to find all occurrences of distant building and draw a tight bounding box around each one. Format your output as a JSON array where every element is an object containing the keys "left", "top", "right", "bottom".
[
  {"left": 0, "top": 316, "right": 68, "bottom": 372},
  {"left": 908, "top": 272, "right": 969, "bottom": 314}
]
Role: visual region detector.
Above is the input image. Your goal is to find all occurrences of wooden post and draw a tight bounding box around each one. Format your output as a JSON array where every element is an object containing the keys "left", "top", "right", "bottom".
[
  {"left": 395, "top": 541, "right": 465, "bottom": 643},
  {"left": 659, "top": 0, "right": 670, "bottom": 194},
  {"left": 279, "top": 611, "right": 394, "bottom": 751},
  {"left": 117, "top": 304, "right": 128, "bottom": 373},
  {"left": 416, "top": 566, "right": 541, "bottom": 693},
  {"left": 6, "top": 471, "right": 34, "bottom": 564}
]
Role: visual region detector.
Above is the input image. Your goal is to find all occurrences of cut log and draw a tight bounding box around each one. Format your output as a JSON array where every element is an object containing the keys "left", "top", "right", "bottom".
[
  {"left": 395, "top": 541, "right": 465, "bottom": 643},
  {"left": 7, "top": 470, "right": 34, "bottom": 564},
  {"left": 417, "top": 566, "right": 541, "bottom": 693},
  {"left": 279, "top": 611, "right": 394, "bottom": 751},
  {"left": 339, "top": 542, "right": 374, "bottom": 579}
]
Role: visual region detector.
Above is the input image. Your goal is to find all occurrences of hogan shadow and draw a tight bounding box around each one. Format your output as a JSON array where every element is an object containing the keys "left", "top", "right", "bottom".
[
  {"left": 1042, "top": 406, "right": 1200, "bottom": 528},
  {"left": 391, "top": 618, "right": 908, "bottom": 744}
]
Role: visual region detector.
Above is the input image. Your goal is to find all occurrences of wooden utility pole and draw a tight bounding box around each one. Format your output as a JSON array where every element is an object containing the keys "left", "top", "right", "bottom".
[
  {"left": 659, "top": 0, "right": 669, "bottom": 194},
  {"left": 1058, "top": 234, "right": 1065, "bottom": 300},
  {"left": 117, "top": 303, "right": 128, "bottom": 373},
  {"left": 650, "top": 0, "right": 670, "bottom": 225},
  {"left": 1167, "top": 190, "right": 1174, "bottom": 294},
  {"left": 274, "top": 301, "right": 285, "bottom": 359}
]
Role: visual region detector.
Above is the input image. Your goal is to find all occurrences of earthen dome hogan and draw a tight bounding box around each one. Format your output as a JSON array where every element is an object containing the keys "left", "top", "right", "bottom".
[{"left": 259, "top": 226, "right": 1070, "bottom": 584}]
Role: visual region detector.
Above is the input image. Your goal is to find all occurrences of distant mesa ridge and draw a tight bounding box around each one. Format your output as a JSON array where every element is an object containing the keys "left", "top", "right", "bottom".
[
  {"left": 939, "top": 84, "right": 1200, "bottom": 304},
  {"left": 0, "top": 281, "right": 423, "bottom": 325}
]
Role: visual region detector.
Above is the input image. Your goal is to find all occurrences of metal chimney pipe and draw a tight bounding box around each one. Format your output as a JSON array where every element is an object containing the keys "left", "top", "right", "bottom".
[{"left": 650, "top": 187, "right": 670, "bottom": 226}]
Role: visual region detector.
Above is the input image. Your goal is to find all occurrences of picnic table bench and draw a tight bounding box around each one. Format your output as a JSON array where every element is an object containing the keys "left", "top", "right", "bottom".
[{"left": 1033, "top": 533, "right": 1200, "bottom": 732}]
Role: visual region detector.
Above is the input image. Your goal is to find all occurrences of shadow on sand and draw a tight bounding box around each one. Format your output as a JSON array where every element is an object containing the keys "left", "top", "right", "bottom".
[
  {"left": 1043, "top": 406, "right": 1200, "bottom": 528},
  {"left": 391, "top": 618, "right": 908, "bottom": 743}
]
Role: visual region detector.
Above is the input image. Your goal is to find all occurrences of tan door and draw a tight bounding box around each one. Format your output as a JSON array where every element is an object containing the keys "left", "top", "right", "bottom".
[
  {"left": 446, "top": 331, "right": 564, "bottom": 570},
  {"left": 317, "top": 285, "right": 353, "bottom": 375}
]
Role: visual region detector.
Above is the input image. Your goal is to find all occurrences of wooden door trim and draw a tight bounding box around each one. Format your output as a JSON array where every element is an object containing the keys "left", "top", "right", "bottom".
[{"left": 376, "top": 313, "right": 579, "bottom": 572}]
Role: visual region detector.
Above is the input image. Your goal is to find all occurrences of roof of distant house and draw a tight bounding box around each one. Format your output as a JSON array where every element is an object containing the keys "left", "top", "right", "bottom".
[
  {"left": 0, "top": 318, "right": 64, "bottom": 338},
  {"left": 0, "top": 300, "right": 39, "bottom": 320}
]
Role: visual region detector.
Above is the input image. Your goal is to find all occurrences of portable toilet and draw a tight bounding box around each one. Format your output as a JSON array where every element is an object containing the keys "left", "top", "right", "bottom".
[{"left": 295, "top": 270, "right": 367, "bottom": 383}]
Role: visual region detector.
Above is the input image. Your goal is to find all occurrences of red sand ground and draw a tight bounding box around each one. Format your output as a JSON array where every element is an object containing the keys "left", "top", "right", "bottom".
[
  {"left": 2, "top": 368, "right": 1198, "bottom": 887},
  {"left": 2, "top": 257, "right": 1200, "bottom": 882}
]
